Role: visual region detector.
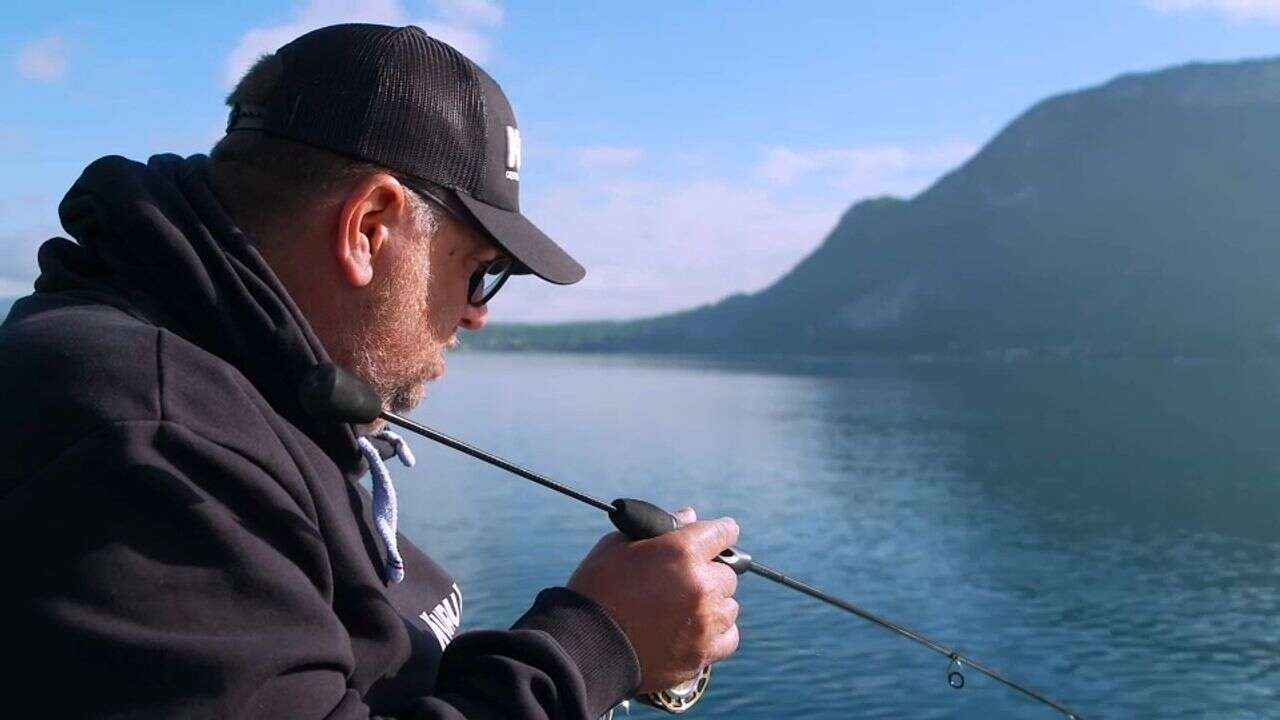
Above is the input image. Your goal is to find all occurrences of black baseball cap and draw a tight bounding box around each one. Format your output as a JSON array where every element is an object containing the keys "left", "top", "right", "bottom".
[{"left": 225, "top": 23, "right": 584, "bottom": 285}]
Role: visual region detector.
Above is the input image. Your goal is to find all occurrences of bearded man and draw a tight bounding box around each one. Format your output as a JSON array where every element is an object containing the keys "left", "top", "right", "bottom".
[{"left": 0, "top": 24, "right": 740, "bottom": 719}]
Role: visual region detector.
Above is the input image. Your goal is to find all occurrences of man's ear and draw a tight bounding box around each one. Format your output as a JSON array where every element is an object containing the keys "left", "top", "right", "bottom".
[{"left": 334, "top": 173, "right": 411, "bottom": 288}]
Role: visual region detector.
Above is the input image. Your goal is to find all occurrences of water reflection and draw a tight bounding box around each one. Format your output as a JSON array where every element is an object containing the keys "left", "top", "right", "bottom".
[{"left": 394, "top": 353, "right": 1280, "bottom": 719}]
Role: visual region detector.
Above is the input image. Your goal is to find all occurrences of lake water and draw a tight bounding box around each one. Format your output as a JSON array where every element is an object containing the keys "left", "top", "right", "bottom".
[{"left": 391, "top": 351, "right": 1280, "bottom": 719}]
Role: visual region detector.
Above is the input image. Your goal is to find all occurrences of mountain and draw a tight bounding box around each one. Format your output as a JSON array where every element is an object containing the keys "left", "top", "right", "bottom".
[{"left": 471, "top": 56, "right": 1280, "bottom": 357}]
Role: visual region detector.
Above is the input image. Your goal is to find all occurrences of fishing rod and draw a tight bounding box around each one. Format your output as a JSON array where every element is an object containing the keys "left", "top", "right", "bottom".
[{"left": 300, "top": 364, "right": 1086, "bottom": 719}]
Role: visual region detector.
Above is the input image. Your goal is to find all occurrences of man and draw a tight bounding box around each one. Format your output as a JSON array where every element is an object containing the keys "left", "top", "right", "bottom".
[{"left": 0, "top": 23, "right": 740, "bottom": 719}]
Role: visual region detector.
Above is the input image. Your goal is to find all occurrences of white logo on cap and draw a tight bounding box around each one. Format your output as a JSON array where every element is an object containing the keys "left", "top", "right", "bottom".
[{"left": 505, "top": 126, "right": 521, "bottom": 181}]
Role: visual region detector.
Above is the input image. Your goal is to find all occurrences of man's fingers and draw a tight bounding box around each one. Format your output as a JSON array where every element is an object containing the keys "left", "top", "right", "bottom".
[
  {"left": 716, "top": 597, "right": 740, "bottom": 635},
  {"left": 707, "top": 560, "right": 739, "bottom": 598},
  {"left": 674, "top": 517, "right": 740, "bottom": 560},
  {"left": 707, "top": 622, "right": 740, "bottom": 665}
]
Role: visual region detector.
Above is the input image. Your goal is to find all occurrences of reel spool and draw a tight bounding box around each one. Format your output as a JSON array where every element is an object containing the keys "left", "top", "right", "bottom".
[
  {"left": 642, "top": 665, "right": 712, "bottom": 713},
  {"left": 601, "top": 666, "right": 712, "bottom": 719}
]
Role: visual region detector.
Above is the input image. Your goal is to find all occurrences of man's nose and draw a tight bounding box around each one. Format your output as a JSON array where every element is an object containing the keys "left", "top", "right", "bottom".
[{"left": 459, "top": 301, "right": 488, "bottom": 331}]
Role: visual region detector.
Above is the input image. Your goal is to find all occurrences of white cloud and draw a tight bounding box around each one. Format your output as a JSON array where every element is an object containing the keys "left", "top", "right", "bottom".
[
  {"left": 436, "top": 0, "right": 503, "bottom": 26},
  {"left": 569, "top": 145, "right": 644, "bottom": 171},
  {"left": 17, "top": 35, "right": 67, "bottom": 83},
  {"left": 755, "top": 141, "right": 978, "bottom": 199},
  {"left": 223, "top": 0, "right": 503, "bottom": 88},
  {"left": 481, "top": 139, "right": 977, "bottom": 319},
  {"left": 495, "top": 174, "right": 845, "bottom": 322},
  {"left": 1146, "top": 0, "right": 1280, "bottom": 22},
  {"left": 490, "top": 139, "right": 975, "bottom": 323}
]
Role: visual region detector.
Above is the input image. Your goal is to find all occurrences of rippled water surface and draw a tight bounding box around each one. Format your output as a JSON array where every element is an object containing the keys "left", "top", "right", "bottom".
[{"left": 392, "top": 353, "right": 1280, "bottom": 719}]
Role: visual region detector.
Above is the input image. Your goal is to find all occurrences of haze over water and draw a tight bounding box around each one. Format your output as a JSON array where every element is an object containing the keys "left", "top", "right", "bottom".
[{"left": 392, "top": 351, "right": 1280, "bottom": 719}]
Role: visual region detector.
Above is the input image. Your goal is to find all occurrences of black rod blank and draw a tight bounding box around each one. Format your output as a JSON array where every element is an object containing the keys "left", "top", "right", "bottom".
[
  {"left": 377, "top": 410, "right": 1085, "bottom": 719},
  {"left": 381, "top": 411, "right": 615, "bottom": 512}
]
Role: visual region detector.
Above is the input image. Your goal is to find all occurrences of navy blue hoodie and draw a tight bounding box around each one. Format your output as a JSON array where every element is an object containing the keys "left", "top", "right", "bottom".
[{"left": 0, "top": 154, "right": 640, "bottom": 718}]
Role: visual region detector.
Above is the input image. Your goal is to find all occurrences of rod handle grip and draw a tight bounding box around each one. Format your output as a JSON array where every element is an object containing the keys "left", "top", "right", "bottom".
[
  {"left": 607, "top": 498, "right": 717, "bottom": 715},
  {"left": 610, "top": 498, "right": 753, "bottom": 575},
  {"left": 609, "top": 498, "right": 679, "bottom": 539}
]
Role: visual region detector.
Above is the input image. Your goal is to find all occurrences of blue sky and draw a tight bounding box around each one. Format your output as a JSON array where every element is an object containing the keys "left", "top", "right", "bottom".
[{"left": 3, "top": 0, "right": 1280, "bottom": 321}]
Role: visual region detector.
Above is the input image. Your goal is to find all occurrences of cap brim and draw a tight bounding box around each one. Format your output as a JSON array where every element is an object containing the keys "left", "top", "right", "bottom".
[{"left": 455, "top": 193, "right": 585, "bottom": 285}]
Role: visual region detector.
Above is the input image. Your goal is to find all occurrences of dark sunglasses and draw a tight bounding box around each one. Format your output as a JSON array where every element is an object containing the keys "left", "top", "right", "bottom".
[
  {"left": 402, "top": 179, "right": 514, "bottom": 307},
  {"left": 468, "top": 256, "right": 513, "bottom": 307}
]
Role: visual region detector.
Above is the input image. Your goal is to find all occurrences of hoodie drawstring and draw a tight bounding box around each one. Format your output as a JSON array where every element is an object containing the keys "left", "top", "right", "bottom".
[{"left": 356, "top": 430, "right": 417, "bottom": 584}]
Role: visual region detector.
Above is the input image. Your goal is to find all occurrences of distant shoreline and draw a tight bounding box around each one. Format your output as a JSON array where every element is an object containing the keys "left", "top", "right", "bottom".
[{"left": 454, "top": 341, "right": 1277, "bottom": 365}]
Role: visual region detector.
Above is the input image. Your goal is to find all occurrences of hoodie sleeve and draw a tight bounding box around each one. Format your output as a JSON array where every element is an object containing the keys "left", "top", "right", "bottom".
[
  {"left": 422, "top": 588, "right": 641, "bottom": 719},
  {"left": 4, "top": 419, "right": 638, "bottom": 720}
]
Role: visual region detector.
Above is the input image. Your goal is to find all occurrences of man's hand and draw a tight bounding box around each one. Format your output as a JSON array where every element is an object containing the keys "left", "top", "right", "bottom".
[{"left": 567, "top": 507, "right": 741, "bottom": 693}]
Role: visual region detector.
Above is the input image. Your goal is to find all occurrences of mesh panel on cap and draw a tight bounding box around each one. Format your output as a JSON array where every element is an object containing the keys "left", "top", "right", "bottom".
[
  {"left": 269, "top": 24, "right": 488, "bottom": 196},
  {"left": 360, "top": 27, "right": 487, "bottom": 196}
]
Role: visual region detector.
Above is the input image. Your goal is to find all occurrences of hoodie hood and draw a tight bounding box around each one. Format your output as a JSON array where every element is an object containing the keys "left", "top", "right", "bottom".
[{"left": 34, "top": 153, "right": 365, "bottom": 475}]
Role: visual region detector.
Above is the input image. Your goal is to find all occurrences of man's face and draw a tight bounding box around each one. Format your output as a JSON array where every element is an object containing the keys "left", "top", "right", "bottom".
[{"left": 335, "top": 209, "right": 497, "bottom": 413}]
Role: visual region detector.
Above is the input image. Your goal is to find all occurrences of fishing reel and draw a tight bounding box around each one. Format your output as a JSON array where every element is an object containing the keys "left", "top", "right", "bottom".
[
  {"left": 644, "top": 665, "right": 712, "bottom": 713},
  {"left": 601, "top": 666, "right": 713, "bottom": 719}
]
